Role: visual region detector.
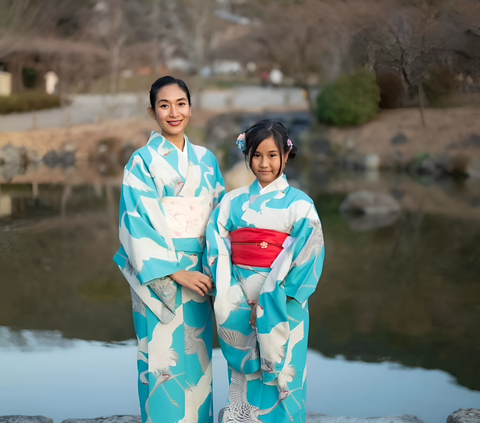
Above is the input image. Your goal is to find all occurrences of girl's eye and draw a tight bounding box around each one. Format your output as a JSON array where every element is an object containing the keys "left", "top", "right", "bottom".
[
  {"left": 159, "top": 104, "right": 168, "bottom": 108},
  {"left": 270, "top": 154, "right": 277, "bottom": 158},
  {"left": 179, "top": 102, "right": 186, "bottom": 106},
  {"left": 253, "top": 153, "right": 260, "bottom": 158}
]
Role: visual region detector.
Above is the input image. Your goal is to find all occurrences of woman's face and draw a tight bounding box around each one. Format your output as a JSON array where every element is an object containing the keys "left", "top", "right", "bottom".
[
  {"left": 148, "top": 84, "right": 191, "bottom": 139},
  {"left": 251, "top": 136, "right": 287, "bottom": 187}
]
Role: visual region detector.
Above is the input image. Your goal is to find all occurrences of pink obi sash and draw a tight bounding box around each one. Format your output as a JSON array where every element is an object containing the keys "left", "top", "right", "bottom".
[{"left": 230, "top": 228, "right": 289, "bottom": 268}]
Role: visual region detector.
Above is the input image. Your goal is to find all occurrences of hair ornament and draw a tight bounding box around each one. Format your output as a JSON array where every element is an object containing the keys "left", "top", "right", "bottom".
[
  {"left": 287, "top": 139, "right": 293, "bottom": 151},
  {"left": 236, "top": 133, "right": 246, "bottom": 152}
]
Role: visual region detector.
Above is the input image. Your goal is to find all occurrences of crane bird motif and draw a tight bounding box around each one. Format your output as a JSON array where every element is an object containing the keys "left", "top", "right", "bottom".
[
  {"left": 184, "top": 319, "right": 211, "bottom": 373},
  {"left": 256, "top": 321, "right": 290, "bottom": 373},
  {"left": 148, "top": 304, "right": 184, "bottom": 377},
  {"left": 222, "top": 369, "right": 289, "bottom": 423},
  {"left": 177, "top": 361, "right": 213, "bottom": 423},
  {"left": 217, "top": 325, "right": 259, "bottom": 372}
]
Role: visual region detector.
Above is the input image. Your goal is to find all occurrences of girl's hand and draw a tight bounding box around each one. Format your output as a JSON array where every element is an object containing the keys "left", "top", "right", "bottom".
[
  {"left": 247, "top": 299, "right": 259, "bottom": 328},
  {"left": 170, "top": 270, "right": 214, "bottom": 297}
]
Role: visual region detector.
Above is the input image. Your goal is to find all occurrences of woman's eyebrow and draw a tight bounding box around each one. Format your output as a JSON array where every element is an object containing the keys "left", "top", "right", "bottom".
[{"left": 157, "top": 97, "right": 187, "bottom": 104}]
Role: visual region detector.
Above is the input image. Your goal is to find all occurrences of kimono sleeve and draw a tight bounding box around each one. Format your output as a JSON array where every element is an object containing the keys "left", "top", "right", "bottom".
[
  {"left": 256, "top": 201, "right": 325, "bottom": 384},
  {"left": 211, "top": 156, "right": 226, "bottom": 208},
  {"left": 118, "top": 153, "right": 181, "bottom": 285},
  {"left": 203, "top": 196, "right": 236, "bottom": 325}
]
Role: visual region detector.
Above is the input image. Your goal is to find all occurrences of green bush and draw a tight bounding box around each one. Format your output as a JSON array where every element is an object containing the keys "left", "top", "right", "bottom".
[
  {"left": 317, "top": 70, "right": 380, "bottom": 126},
  {"left": 0, "top": 91, "right": 60, "bottom": 114}
]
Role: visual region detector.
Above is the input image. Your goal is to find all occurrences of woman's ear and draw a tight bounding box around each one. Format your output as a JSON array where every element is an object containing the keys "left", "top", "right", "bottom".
[{"left": 147, "top": 107, "right": 156, "bottom": 121}]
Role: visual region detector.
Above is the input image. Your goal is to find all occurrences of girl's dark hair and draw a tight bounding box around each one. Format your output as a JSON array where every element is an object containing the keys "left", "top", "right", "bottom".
[
  {"left": 243, "top": 119, "right": 297, "bottom": 177},
  {"left": 149, "top": 76, "right": 192, "bottom": 109}
]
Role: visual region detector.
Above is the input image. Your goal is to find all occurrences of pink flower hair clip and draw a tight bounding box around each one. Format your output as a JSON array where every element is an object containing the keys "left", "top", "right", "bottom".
[{"left": 287, "top": 139, "right": 293, "bottom": 151}]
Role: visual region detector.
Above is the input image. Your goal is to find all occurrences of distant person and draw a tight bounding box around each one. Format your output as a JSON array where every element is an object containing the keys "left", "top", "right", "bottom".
[
  {"left": 205, "top": 120, "right": 325, "bottom": 423},
  {"left": 114, "top": 76, "right": 225, "bottom": 423},
  {"left": 269, "top": 68, "right": 283, "bottom": 87},
  {"left": 261, "top": 70, "right": 270, "bottom": 87}
]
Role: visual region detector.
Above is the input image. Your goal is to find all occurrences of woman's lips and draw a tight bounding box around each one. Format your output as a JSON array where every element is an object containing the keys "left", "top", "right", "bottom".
[{"left": 168, "top": 120, "right": 182, "bottom": 126}]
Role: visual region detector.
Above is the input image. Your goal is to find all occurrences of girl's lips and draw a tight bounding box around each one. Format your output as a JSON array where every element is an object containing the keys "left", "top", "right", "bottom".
[{"left": 167, "top": 120, "right": 182, "bottom": 126}]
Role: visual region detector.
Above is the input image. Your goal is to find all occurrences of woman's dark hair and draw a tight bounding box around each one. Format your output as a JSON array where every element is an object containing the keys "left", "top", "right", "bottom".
[
  {"left": 149, "top": 76, "right": 192, "bottom": 109},
  {"left": 243, "top": 119, "right": 297, "bottom": 177}
]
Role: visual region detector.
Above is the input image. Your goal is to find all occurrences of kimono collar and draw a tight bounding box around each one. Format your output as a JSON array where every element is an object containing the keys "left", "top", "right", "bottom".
[
  {"left": 146, "top": 131, "right": 191, "bottom": 152},
  {"left": 255, "top": 174, "right": 289, "bottom": 196}
]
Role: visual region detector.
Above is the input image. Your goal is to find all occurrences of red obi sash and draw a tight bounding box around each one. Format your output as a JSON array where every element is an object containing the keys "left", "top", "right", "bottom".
[{"left": 230, "top": 228, "right": 289, "bottom": 268}]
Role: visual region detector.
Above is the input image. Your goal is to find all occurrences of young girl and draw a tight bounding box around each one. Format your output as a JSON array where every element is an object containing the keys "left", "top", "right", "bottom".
[
  {"left": 205, "top": 119, "right": 325, "bottom": 423},
  {"left": 115, "top": 76, "right": 225, "bottom": 423}
]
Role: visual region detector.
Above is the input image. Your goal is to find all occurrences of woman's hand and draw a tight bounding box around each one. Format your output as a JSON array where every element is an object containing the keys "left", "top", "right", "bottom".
[
  {"left": 170, "top": 270, "right": 214, "bottom": 297},
  {"left": 247, "top": 299, "right": 259, "bottom": 328}
]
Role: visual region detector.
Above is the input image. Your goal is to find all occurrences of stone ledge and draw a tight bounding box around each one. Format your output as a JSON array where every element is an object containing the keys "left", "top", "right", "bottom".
[
  {"left": 306, "top": 413, "right": 425, "bottom": 423},
  {"left": 0, "top": 417, "right": 53, "bottom": 423}
]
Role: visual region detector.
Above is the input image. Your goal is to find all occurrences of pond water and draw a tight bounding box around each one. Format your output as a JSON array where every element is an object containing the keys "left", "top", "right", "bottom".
[{"left": 1, "top": 159, "right": 480, "bottom": 423}]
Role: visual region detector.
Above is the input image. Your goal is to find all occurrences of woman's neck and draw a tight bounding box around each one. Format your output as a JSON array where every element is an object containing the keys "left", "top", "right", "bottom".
[{"left": 164, "top": 133, "right": 185, "bottom": 151}]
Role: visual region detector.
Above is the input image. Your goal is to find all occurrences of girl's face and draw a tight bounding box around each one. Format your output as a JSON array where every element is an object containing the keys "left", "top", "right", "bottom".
[
  {"left": 148, "top": 84, "right": 191, "bottom": 139},
  {"left": 251, "top": 136, "right": 287, "bottom": 187}
]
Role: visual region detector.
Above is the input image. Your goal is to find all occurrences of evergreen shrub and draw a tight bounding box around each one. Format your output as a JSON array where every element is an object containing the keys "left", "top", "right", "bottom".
[
  {"left": 317, "top": 70, "right": 380, "bottom": 126},
  {"left": 0, "top": 91, "right": 60, "bottom": 114}
]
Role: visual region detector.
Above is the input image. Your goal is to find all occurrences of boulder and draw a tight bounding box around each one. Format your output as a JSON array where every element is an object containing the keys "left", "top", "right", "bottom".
[
  {"left": 0, "top": 417, "right": 53, "bottom": 423},
  {"left": 466, "top": 159, "right": 480, "bottom": 178},
  {"left": 61, "top": 417, "right": 141, "bottom": 423},
  {"left": 42, "top": 150, "right": 76, "bottom": 168},
  {"left": 447, "top": 408, "right": 480, "bottom": 423},
  {"left": 364, "top": 154, "right": 381, "bottom": 171},
  {"left": 339, "top": 191, "right": 401, "bottom": 216},
  {"left": 391, "top": 133, "right": 408, "bottom": 145},
  {"left": 0, "top": 144, "right": 28, "bottom": 180},
  {"left": 306, "top": 414, "right": 425, "bottom": 423}
]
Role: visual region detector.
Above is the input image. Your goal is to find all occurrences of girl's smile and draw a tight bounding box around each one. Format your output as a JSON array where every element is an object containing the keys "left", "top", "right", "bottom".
[{"left": 251, "top": 136, "right": 287, "bottom": 187}]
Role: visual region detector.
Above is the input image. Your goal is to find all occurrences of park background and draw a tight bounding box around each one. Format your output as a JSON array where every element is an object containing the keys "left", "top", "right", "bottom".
[{"left": 1, "top": 1, "right": 480, "bottom": 422}]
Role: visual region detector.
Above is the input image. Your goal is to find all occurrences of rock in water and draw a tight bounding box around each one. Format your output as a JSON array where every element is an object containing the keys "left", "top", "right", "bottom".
[
  {"left": 305, "top": 413, "right": 425, "bottom": 423},
  {"left": 447, "top": 408, "right": 480, "bottom": 423},
  {"left": 0, "top": 417, "right": 53, "bottom": 423},
  {"left": 339, "top": 190, "right": 401, "bottom": 231},
  {"left": 339, "top": 191, "right": 401, "bottom": 216}
]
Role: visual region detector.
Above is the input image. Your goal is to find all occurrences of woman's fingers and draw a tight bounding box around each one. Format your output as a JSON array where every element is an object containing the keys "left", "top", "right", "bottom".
[
  {"left": 169, "top": 270, "right": 214, "bottom": 296},
  {"left": 197, "top": 273, "right": 214, "bottom": 291}
]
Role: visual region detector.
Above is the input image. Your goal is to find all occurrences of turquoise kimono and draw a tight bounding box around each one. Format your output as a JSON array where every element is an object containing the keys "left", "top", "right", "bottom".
[
  {"left": 205, "top": 175, "right": 324, "bottom": 423},
  {"left": 114, "top": 132, "right": 225, "bottom": 423}
]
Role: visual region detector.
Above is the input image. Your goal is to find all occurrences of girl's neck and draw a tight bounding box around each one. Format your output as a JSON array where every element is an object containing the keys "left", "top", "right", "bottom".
[{"left": 164, "top": 133, "right": 186, "bottom": 151}]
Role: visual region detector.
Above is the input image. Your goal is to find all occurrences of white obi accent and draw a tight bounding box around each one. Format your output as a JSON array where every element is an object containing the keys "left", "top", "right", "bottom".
[{"left": 161, "top": 196, "right": 213, "bottom": 239}]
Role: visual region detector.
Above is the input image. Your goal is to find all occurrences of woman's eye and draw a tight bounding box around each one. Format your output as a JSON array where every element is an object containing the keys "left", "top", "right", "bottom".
[{"left": 159, "top": 104, "right": 168, "bottom": 108}]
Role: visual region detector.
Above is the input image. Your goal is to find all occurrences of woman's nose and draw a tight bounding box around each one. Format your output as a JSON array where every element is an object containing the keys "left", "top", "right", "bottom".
[{"left": 170, "top": 105, "right": 179, "bottom": 116}]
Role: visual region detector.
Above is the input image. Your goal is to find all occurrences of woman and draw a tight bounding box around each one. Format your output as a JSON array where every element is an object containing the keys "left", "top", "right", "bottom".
[
  {"left": 114, "top": 76, "right": 225, "bottom": 423},
  {"left": 205, "top": 120, "right": 324, "bottom": 423}
]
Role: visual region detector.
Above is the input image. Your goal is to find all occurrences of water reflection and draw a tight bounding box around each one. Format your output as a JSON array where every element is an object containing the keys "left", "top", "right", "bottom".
[
  {"left": 1, "top": 328, "right": 479, "bottom": 423},
  {"left": 1, "top": 164, "right": 480, "bottom": 420}
]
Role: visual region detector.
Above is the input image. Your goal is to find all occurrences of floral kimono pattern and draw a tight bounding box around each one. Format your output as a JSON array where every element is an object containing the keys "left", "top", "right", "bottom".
[
  {"left": 114, "top": 131, "right": 225, "bottom": 423},
  {"left": 205, "top": 175, "right": 324, "bottom": 423}
]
